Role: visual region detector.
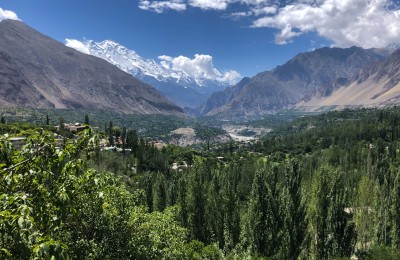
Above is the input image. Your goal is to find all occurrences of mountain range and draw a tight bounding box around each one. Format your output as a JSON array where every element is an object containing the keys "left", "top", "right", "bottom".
[
  {"left": 69, "top": 36, "right": 400, "bottom": 117},
  {"left": 0, "top": 19, "right": 183, "bottom": 115},
  {"left": 298, "top": 47, "right": 400, "bottom": 110},
  {"left": 1, "top": 18, "right": 400, "bottom": 118},
  {"left": 201, "top": 45, "right": 400, "bottom": 116},
  {"left": 66, "top": 39, "right": 237, "bottom": 109}
]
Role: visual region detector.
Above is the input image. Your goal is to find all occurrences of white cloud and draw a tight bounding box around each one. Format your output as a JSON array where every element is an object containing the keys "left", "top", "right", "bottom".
[
  {"left": 252, "top": 0, "right": 400, "bottom": 48},
  {"left": 0, "top": 7, "right": 20, "bottom": 22},
  {"left": 224, "top": 11, "right": 252, "bottom": 21},
  {"left": 158, "top": 54, "right": 241, "bottom": 84},
  {"left": 65, "top": 39, "right": 90, "bottom": 54},
  {"left": 188, "top": 0, "right": 231, "bottom": 10},
  {"left": 219, "top": 70, "right": 242, "bottom": 85},
  {"left": 139, "top": 0, "right": 276, "bottom": 13},
  {"left": 138, "top": 0, "right": 186, "bottom": 13},
  {"left": 274, "top": 24, "right": 301, "bottom": 44},
  {"left": 138, "top": 0, "right": 400, "bottom": 48},
  {"left": 251, "top": 5, "right": 277, "bottom": 16}
]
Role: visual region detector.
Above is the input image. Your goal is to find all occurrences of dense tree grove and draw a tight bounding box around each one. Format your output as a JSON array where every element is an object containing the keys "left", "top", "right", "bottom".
[
  {"left": 4, "top": 107, "right": 400, "bottom": 258},
  {"left": 0, "top": 130, "right": 220, "bottom": 259}
]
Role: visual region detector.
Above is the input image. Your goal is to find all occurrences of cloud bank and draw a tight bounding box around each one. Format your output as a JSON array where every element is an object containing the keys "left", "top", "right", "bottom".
[
  {"left": 0, "top": 7, "right": 20, "bottom": 22},
  {"left": 252, "top": 0, "right": 400, "bottom": 48},
  {"left": 138, "top": 0, "right": 400, "bottom": 48},
  {"left": 159, "top": 54, "right": 241, "bottom": 85}
]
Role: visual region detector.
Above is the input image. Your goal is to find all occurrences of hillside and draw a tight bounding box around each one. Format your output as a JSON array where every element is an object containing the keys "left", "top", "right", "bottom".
[
  {"left": 66, "top": 40, "right": 235, "bottom": 109},
  {"left": 201, "top": 46, "right": 389, "bottom": 116},
  {"left": 298, "top": 48, "right": 400, "bottom": 110},
  {"left": 0, "top": 20, "right": 183, "bottom": 115}
]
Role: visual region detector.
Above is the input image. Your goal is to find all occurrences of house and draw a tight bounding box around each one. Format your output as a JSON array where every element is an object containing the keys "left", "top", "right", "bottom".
[{"left": 55, "top": 123, "right": 88, "bottom": 133}]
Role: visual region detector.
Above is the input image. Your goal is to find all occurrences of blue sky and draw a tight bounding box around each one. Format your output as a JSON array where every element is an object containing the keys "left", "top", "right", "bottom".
[{"left": 1, "top": 0, "right": 400, "bottom": 80}]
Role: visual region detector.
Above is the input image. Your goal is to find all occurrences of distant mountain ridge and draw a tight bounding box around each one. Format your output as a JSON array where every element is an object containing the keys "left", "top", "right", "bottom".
[
  {"left": 0, "top": 19, "right": 183, "bottom": 115},
  {"left": 202, "top": 45, "right": 398, "bottom": 116},
  {"left": 66, "top": 40, "right": 239, "bottom": 108},
  {"left": 298, "top": 47, "right": 400, "bottom": 109}
]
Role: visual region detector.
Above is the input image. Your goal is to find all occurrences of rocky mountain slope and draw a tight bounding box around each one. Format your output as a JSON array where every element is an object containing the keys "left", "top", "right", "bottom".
[
  {"left": 0, "top": 19, "right": 183, "bottom": 115},
  {"left": 66, "top": 40, "right": 237, "bottom": 108},
  {"left": 201, "top": 46, "right": 391, "bottom": 116},
  {"left": 298, "top": 48, "right": 400, "bottom": 109}
]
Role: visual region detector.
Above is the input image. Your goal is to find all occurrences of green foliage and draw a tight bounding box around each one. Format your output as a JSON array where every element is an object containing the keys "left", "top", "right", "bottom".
[
  {"left": 355, "top": 176, "right": 378, "bottom": 251},
  {"left": 84, "top": 114, "right": 89, "bottom": 125},
  {"left": 186, "top": 163, "right": 209, "bottom": 243},
  {"left": 129, "top": 206, "right": 188, "bottom": 259},
  {"left": 0, "top": 129, "right": 200, "bottom": 259},
  {"left": 185, "top": 240, "right": 223, "bottom": 260},
  {"left": 6, "top": 107, "right": 400, "bottom": 258},
  {"left": 307, "top": 166, "right": 355, "bottom": 259},
  {"left": 359, "top": 245, "right": 400, "bottom": 260},
  {"left": 280, "top": 160, "right": 307, "bottom": 259},
  {"left": 242, "top": 166, "right": 282, "bottom": 258},
  {"left": 0, "top": 108, "right": 230, "bottom": 141}
]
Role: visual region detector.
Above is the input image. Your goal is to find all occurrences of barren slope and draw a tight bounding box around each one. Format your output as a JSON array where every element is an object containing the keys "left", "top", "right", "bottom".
[{"left": 0, "top": 20, "right": 183, "bottom": 115}]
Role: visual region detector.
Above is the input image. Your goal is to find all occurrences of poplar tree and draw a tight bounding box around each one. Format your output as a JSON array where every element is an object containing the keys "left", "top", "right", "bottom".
[
  {"left": 153, "top": 173, "right": 167, "bottom": 212},
  {"left": 206, "top": 173, "right": 224, "bottom": 247},
  {"left": 244, "top": 167, "right": 282, "bottom": 258},
  {"left": 187, "top": 164, "right": 208, "bottom": 243},
  {"left": 281, "top": 161, "right": 307, "bottom": 259},
  {"left": 308, "top": 167, "right": 331, "bottom": 259},
  {"left": 326, "top": 171, "right": 354, "bottom": 258},
  {"left": 308, "top": 167, "right": 355, "bottom": 259},
  {"left": 355, "top": 175, "right": 378, "bottom": 251},
  {"left": 244, "top": 169, "right": 269, "bottom": 256},
  {"left": 84, "top": 114, "right": 89, "bottom": 125},
  {"left": 108, "top": 121, "right": 114, "bottom": 146},
  {"left": 121, "top": 126, "right": 127, "bottom": 152},
  {"left": 391, "top": 170, "right": 400, "bottom": 248},
  {"left": 221, "top": 167, "right": 240, "bottom": 252}
]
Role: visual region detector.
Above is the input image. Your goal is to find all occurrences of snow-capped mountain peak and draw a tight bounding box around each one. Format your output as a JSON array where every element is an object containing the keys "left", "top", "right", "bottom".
[
  {"left": 65, "top": 38, "right": 242, "bottom": 109},
  {"left": 86, "top": 40, "right": 168, "bottom": 81},
  {"left": 385, "top": 42, "right": 400, "bottom": 52},
  {"left": 66, "top": 39, "right": 241, "bottom": 88}
]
